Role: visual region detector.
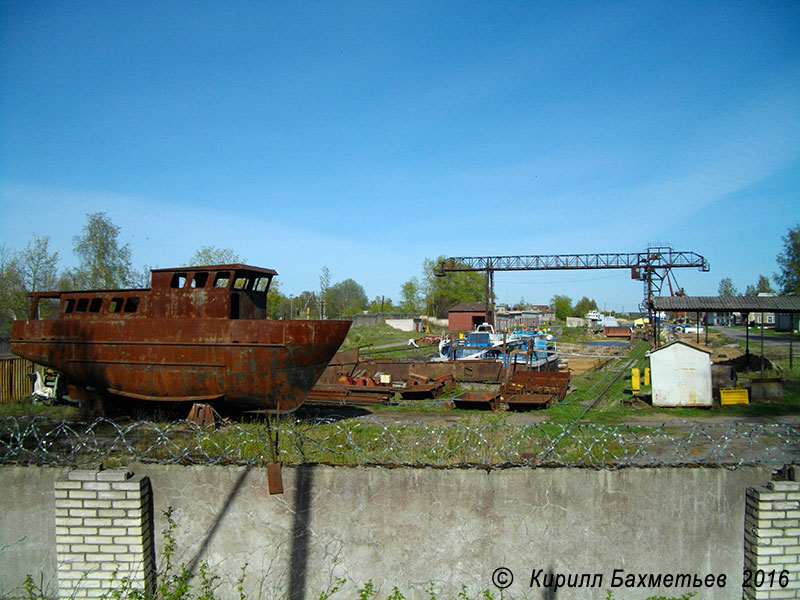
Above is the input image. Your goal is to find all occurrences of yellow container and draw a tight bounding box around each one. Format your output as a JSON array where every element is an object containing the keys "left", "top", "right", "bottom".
[
  {"left": 631, "top": 368, "right": 641, "bottom": 393},
  {"left": 720, "top": 388, "right": 749, "bottom": 406}
]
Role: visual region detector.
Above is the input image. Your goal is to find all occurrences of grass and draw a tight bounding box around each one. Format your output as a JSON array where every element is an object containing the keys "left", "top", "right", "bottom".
[
  {"left": 0, "top": 400, "right": 80, "bottom": 420},
  {"left": 340, "top": 323, "right": 422, "bottom": 351}
]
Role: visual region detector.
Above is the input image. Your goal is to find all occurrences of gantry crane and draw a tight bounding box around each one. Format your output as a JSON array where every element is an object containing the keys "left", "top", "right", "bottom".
[{"left": 434, "top": 244, "right": 710, "bottom": 325}]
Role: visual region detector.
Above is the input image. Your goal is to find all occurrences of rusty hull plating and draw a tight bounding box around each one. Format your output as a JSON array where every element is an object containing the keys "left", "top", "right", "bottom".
[{"left": 10, "top": 264, "right": 351, "bottom": 411}]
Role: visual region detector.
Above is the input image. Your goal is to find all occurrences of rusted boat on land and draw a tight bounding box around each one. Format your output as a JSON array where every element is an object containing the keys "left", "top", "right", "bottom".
[{"left": 10, "top": 265, "right": 351, "bottom": 412}]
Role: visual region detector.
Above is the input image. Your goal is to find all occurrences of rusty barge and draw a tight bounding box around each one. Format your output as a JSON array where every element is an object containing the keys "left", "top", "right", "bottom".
[{"left": 10, "top": 265, "right": 351, "bottom": 412}]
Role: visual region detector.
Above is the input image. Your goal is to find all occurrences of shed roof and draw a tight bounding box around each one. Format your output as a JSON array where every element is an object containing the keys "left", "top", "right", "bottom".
[
  {"left": 650, "top": 340, "right": 712, "bottom": 355},
  {"left": 449, "top": 302, "right": 487, "bottom": 313},
  {"left": 651, "top": 296, "right": 800, "bottom": 313}
]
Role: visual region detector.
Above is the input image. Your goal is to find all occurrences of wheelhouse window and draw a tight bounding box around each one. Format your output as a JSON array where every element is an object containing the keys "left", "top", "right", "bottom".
[
  {"left": 191, "top": 272, "right": 209, "bottom": 288},
  {"left": 76, "top": 298, "right": 89, "bottom": 313},
  {"left": 64, "top": 299, "right": 75, "bottom": 314},
  {"left": 124, "top": 297, "right": 140, "bottom": 313},
  {"left": 170, "top": 273, "right": 188, "bottom": 288},
  {"left": 253, "top": 277, "right": 271, "bottom": 292},
  {"left": 233, "top": 277, "right": 250, "bottom": 290},
  {"left": 109, "top": 297, "right": 124, "bottom": 313},
  {"left": 89, "top": 298, "right": 102, "bottom": 313},
  {"left": 213, "top": 272, "right": 231, "bottom": 288}
]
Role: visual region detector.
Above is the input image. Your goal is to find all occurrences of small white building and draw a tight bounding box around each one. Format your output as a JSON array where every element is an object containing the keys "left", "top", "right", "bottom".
[{"left": 649, "top": 341, "right": 712, "bottom": 407}]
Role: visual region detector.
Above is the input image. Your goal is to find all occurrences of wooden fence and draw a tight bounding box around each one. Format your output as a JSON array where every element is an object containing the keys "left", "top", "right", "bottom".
[{"left": 0, "top": 357, "right": 36, "bottom": 404}]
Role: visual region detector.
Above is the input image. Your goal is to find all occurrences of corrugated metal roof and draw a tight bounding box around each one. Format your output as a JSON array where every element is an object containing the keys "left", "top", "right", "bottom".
[
  {"left": 449, "top": 302, "right": 487, "bottom": 312},
  {"left": 651, "top": 296, "right": 800, "bottom": 312}
]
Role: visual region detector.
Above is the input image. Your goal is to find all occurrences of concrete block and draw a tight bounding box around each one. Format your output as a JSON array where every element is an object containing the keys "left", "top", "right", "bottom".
[
  {"left": 84, "top": 535, "right": 113, "bottom": 545},
  {"left": 55, "top": 517, "right": 84, "bottom": 527},
  {"left": 83, "top": 482, "right": 112, "bottom": 492},
  {"left": 113, "top": 553, "right": 140, "bottom": 563},
  {"left": 67, "top": 490, "right": 100, "bottom": 500},
  {"left": 67, "top": 470, "right": 100, "bottom": 482},
  {"left": 767, "top": 591, "right": 797, "bottom": 599},
  {"left": 759, "top": 511, "right": 787, "bottom": 519},
  {"left": 55, "top": 499, "right": 84, "bottom": 509},
  {"left": 56, "top": 535, "right": 85, "bottom": 544},
  {"left": 115, "top": 499, "right": 145, "bottom": 509},
  {"left": 55, "top": 479, "right": 83, "bottom": 490},
  {"left": 112, "top": 477, "right": 147, "bottom": 492},
  {"left": 99, "top": 544, "right": 130, "bottom": 553},
  {"left": 770, "top": 481, "right": 800, "bottom": 491},
  {"left": 96, "top": 469, "right": 132, "bottom": 482},
  {"left": 96, "top": 490, "right": 128, "bottom": 500}
]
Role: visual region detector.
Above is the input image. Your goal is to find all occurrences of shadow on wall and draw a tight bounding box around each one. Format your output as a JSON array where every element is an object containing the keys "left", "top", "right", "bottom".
[
  {"left": 543, "top": 567, "right": 557, "bottom": 600},
  {"left": 185, "top": 466, "right": 252, "bottom": 575},
  {"left": 289, "top": 464, "right": 316, "bottom": 600}
]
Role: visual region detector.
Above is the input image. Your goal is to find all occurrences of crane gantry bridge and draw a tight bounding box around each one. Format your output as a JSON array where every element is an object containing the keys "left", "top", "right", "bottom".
[{"left": 434, "top": 245, "right": 710, "bottom": 323}]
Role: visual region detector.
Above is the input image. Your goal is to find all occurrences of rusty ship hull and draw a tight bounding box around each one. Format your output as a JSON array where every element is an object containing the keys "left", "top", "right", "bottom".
[{"left": 10, "top": 265, "right": 351, "bottom": 412}]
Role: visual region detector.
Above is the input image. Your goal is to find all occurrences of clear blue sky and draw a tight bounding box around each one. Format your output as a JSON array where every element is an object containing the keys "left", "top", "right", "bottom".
[{"left": 2, "top": 1, "right": 798, "bottom": 312}]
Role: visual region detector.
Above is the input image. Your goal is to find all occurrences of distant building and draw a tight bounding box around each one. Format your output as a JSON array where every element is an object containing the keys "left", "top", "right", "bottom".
[
  {"left": 448, "top": 302, "right": 488, "bottom": 331},
  {"left": 775, "top": 312, "right": 800, "bottom": 333},
  {"left": 495, "top": 307, "right": 555, "bottom": 330}
]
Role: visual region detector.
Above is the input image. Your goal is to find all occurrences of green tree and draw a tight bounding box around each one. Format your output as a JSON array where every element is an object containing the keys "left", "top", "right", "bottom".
[
  {"left": 68, "top": 212, "right": 133, "bottom": 289},
  {"left": 0, "top": 245, "right": 27, "bottom": 335},
  {"left": 423, "top": 257, "right": 486, "bottom": 319},
  {"left": 573, "top": 296, "right": 598, "bottom": 317},
  {"left": 17, "top": 235, "right": 59, "bottom": 295},
  {"left": 188, "top": 246, "right": 244, "bottom": 266},
  {"left": 266, "top": 278, "right": 287, "bottom": 318},
  {"left": 717, "top": 277, "right": 738, "bottom": 297},
  {"left": 324, "top": 279, "right": 368, "bottom": 318},
  {"left": 367, "top": 296, "right": 394, "bottom": 313},
  {"left": 745, "top": 274, "right": 774, "bottom": 296},
  {"left": 550, "top": 294, "right": 573, "bottom": 321},
  {"left": 296, "top": 291, "right": 320, "bottom": 319},
  {"left": 511, "top": 297, "right": 529, "bottom": 311},
  {"left": 399, "top": 277, "right": 422, "bottom": 313},
  {"left": 775, "top": 224, "right": 800, "bottom": 295},
  {"left": 319, "top": 266, "right": 331, "bottom": 319},
  {"left": 128, "top": 264, "right": 154, "bottom": 288}
]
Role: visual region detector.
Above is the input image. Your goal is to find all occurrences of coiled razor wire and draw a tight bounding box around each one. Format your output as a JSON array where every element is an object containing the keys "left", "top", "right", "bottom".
[{"left": 0, "top": 416, "right": 797, "bottom": 469}]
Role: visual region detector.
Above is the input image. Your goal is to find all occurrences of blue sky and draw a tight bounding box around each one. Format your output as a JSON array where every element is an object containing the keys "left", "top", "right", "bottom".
[{"left": 2, "top": 1, "right": 799, "bottom": 312}]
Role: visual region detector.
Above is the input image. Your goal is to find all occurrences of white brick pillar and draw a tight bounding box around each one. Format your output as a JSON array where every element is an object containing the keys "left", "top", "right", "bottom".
[
  {"left": 55, "top": 468, "right": 155, "bottom": 599},
  {"left": 743, "top": 467, "right": 800, "bottom": 600}
]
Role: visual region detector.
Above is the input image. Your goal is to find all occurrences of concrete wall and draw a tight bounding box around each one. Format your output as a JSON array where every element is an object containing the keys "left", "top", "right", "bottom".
[{"left": 0, "top": 464, "right": 778, "bottom": 600}]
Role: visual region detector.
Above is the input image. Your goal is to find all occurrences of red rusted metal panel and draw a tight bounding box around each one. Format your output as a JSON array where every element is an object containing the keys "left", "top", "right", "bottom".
[
  {"left": 604, "top": 326, "right": 632, "bottom": 338},
  {"left": 452, "top": 391, "right": 500, "bottom": 411},
  {"left": 500, "top": 370, "right": 570, "bottom": 410},
  {"left": 10, "top": 265, "right": 350, "bottom": 412}
]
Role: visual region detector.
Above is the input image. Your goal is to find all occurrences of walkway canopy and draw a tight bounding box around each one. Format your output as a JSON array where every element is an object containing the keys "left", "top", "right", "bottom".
[
  {"left": 651, "top": 296, "right": 800, "bottom": 314},
  {"left": 650, "top": 295, "right": 799, "bottom": 369}
]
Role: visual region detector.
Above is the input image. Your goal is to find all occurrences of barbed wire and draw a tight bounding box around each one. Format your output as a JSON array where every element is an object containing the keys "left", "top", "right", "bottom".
[{"left": 0, "top": 416, "right": 797, "bottom": 470}]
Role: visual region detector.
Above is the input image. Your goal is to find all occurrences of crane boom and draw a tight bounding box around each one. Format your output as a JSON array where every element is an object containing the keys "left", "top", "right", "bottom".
[{"left": 435, "top": 246, "right": 710, "bottom": 324}]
